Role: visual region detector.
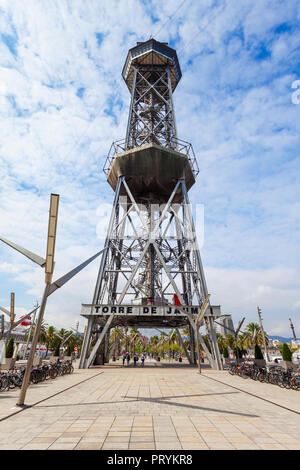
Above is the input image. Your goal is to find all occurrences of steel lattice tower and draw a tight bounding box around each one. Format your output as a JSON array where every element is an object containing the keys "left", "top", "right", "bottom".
[{"left": 79, "top": 39, "right": 223, "bottom": 370}]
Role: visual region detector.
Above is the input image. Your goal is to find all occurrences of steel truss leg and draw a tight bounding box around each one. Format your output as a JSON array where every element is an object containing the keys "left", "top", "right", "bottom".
[
  {"left": 78, "top": 316, "right": 95, "bottom": 369},
  {"left": 93, "top": 328, "right": 105, "bottom": 365},
  {"left": 175, "top": 328, "right": 192, "bottom": 364},
  {"left": 181, "top": 179, "right": 223, "bottom": 371},
  {"left": 86, "top": 314, "right": 115, "bottom": 369},
  {"left": 79, "top": 178, "right": 123, "bottom": 369},
  {"left": 188, "top": 324, "right": 197, "bottom": 365}
]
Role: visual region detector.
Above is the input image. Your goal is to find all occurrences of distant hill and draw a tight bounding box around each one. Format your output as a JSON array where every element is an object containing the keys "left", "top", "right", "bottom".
[{"left": 268, "top": 335, "right": 297, "bottom": 343}]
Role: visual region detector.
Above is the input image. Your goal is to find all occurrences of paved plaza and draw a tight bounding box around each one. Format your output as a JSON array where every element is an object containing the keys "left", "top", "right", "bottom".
[{"left": 0, "top": 360, "right": 299, "bottom": 450}]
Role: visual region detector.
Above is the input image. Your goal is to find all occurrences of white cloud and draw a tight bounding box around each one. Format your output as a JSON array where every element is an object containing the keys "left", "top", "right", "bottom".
[
  {"left": 292, "top": 301, "right": 300, "bottom": 310},
  {"left": 206, "top": 266, "right": 300, "bottom": 336}
]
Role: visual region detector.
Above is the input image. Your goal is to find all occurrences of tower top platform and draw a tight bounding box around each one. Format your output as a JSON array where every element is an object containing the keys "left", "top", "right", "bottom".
[
  {"left": 122, "top": 38, "right": 182, "bottom": 93},
  {"left": 106, "top": 142, "right": 196, "bottom": 203}
]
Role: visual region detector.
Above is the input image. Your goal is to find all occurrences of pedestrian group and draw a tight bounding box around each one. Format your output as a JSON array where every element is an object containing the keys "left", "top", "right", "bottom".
[{"left": 122, "top": 352, "right": 145, "bottom": 367}]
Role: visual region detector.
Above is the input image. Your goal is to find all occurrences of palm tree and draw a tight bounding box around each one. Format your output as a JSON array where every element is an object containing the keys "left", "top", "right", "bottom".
[
  {"left": 244, "top": 322, "right": 259, "bottom": 347},
  {"left": 45, "top": 325, "right": 56, "bottom": 356},
  {"left": 130, "top": 328, "right": 139, "bottom": 354},
  {"left": 181, "top": 328, "right": 190, "bottom": 352},
  {"left": 236, "top": 334, "right": 248, "bottom": 358},
  {"left": 224, "top": 333, "right": 236, "bottom": 350},
  {"left": 124, "top": 327, "right": 129, "bottom": 352},
  {"left": 170, "top": 342, "right": 180, "bottom": 358},
  {"left": 217, "top": 333, "right": 227, "bottom": 355},
  {"left": 168, "top": 329, "right": 177, "bottom": 359},
  {"left": 150, "top": 335, "right": 160, "bottom": 357},
  {"left": 244, "top": 322, "right": 268, "bottom": 349},
  {"left": 109, "top": 328, "right": 122, "bottom": 359},
  {"left": 64, "top": 331, "right": 78, "bottom": 351},
  {"left": 26, "top": 319, "right": 48, "bottom": 344}
]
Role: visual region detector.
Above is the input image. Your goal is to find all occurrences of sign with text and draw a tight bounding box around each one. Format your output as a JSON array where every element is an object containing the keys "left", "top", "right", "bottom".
[{"left": 81, "top": 304, "right": 220, "bottom": 317}]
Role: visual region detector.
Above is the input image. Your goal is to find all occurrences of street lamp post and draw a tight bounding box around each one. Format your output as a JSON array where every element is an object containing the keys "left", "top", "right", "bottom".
[
  {"left": 3, "top": 293, "right": 15, "bottom": 345},
  {"left": 0, "top": 314, "right": 4, "bottom": 339},
  {"left": 234, "top": 317, "right": 245, "bottom": 365},
  {"left": 23, "top": 303, "right": 38, "bottom": 360},
  {"left": 10, "top": 292, "right": 15, "bottom": 326},
  {"left": 257, "top": 306, "right": 270, "bottom": 362},
  {"left": 17, "top": 194, "right": 59, "bottom": 406}
]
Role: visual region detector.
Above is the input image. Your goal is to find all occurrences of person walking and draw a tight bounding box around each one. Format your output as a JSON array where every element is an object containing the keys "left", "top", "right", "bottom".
[
  {"left": 126, "top": 352, "right": 130, "bottom": 366},
  {"left": 141, "top": 354, "right": 145, "bottom": 367},
  {"left": 122, "top": 352, "right": 126, "bottom": 366},
  {"left": 133, "top": 354, "right": 138, "bottom": 367}
]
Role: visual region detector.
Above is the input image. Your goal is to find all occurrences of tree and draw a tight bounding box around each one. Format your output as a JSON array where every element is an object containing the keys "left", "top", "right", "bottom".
[
  {"left": 109, "top": 327, "right": 122, "bottom": 358},
  {"left": 236, "top": 334, "right": 248, "bottom": 357},
  {"left": 224, "top": 333, "right": 246, "bottom": 359},
  {"left": 202, "top": 334, "right": 212, "bottom": 354},
  {"left": 53, "top": 341, "right": 61, "bottom": 357},
  {"left": 254, "top": 344, "right": 264, "bottom": 359},
  {"left": 130, "top": 328, "right": 139, "bottom": 354},
  {"left": 122, "top": 327, "right": 130, "bottom": 352},
  {"left": 282, "top": 343, "right": 292, "bottom": 362},
  {"left": 244, "top": 322, "right": 268, "bottom": 349},
  {"left": 244, "top": 322, "right": 260, "bottom": 348},
  {"left": 181, "top": 328, "right": 190, "bottom": 352},
  {"left": 45, "top": 325, "right": 56, "bottom": 356},
  {"left": 224, "top": 333, "right": 236, "bottom": 350},
  {"left": 149, "top": 335, "right": 160, "bottom": 356},
  {"left": 167, "top": 330, "right": 177, "bottom": 359},
  {"left": 170, "top": 342, "right": 180, "bottom": 358},
  {"left": 223, "top": 346, "right": 229, "bottom": 358},
  {"left": 6, "top": 337, "right": 14, "bottom": 358},
  {"left": 217, "top": 333, "right": 226, "bottom": 354},
  {"left": 235, "top": 347, "right": 246, "bottom": 359},
  {"left": 64, "top": 331, "right": 78, "bottom": 351},
  {"left": 26, "top": 319, "right": 48, "bottom": 344}
]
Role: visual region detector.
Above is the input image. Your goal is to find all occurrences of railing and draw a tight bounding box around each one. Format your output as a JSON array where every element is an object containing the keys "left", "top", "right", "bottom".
[{"left": 103, "top": 137, "right": 199, "bottom": 178}]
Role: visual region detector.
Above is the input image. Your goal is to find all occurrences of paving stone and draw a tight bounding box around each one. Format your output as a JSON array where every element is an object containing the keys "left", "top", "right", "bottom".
[
  {"left": 129, "top": 442, "right": 155, "bottom": 449},
  {"left": 181, "top": 443, "right": 209, "bottom": 450},
  {"left": 30, "top": 437, "right": 57, "bottom": 443},
  {"left": 104, "top": 436, "right": 130, "bottom": 442},
  {"left": 155, "top": 442, "right": 182, "bottom": 449},
  {"left": 75, "top": 443, "right": 102, "bottom": 450},
  {"left": 130, "top": 435, "right": 154, "bottom": 442},
  {"left": 22, "top": 443, "right": 51, "bottom": 450},
  {"left": 102, "top": 442, "right": 129, "bottom": 450}
]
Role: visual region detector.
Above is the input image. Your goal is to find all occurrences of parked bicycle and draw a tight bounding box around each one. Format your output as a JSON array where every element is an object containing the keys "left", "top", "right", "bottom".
[
  {"left": 227, "top": 362, "right": 300, "bottom": 390},
  {"left": 0, "top": 359, "right": 74, "bottom": 392}
]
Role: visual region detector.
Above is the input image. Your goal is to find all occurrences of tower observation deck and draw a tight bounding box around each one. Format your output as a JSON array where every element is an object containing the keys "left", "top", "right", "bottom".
[{"left": 79, "top": 39, "right": 223, "bottom": 370}]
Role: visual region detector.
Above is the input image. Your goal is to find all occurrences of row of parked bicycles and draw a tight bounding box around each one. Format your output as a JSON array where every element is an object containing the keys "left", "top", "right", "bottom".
[
  {"left": 228, "top": 362, "right": 300, "bottom": 390},
  {"left": 0, "top": 360, "right": 74, "bottom": 392}
]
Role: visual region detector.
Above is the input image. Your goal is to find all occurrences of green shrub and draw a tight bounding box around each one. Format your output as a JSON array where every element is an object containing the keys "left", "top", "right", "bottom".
[
  {"left": 282, "top": 343, "right": 292, "bottom": 361},
  {"left": 5, "top": 337, "right": 14, "bottom": 358},
  {"left": 254, "top": 344, "right": 264, "bottom": 359},
  {"left": 223, "top": 346, "right": 229, "bottom": 358},
  {"left": 53, "top": 342, "right": 60, "bottom": 356},
  {"left": 234, "top": 347, "right": 245, "bottom": 359}
]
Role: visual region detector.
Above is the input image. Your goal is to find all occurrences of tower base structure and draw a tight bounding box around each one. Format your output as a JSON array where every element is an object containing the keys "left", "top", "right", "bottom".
[{"left": 79, "top": 155, "right": 223, "bottom": 370}]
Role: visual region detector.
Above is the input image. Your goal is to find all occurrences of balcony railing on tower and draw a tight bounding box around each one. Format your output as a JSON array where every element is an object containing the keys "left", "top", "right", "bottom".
[{"left": 103, "top": 136, "right": 199, "bottom": 178}]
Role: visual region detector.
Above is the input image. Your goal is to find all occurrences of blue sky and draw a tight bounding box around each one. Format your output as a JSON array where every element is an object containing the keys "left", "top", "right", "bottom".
[{"left": 0, "top": 0, "right": 299, "bottom": 337}]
